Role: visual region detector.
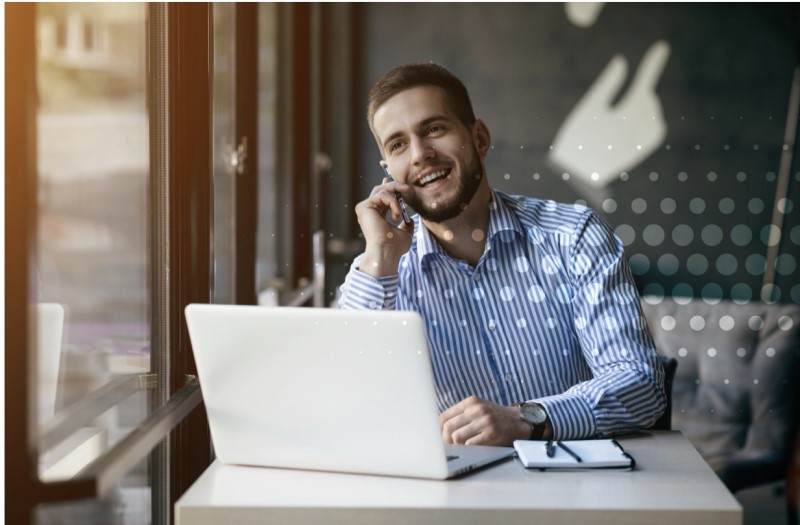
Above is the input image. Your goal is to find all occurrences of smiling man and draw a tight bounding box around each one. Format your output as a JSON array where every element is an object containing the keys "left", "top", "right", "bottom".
[{"left": 339, "top": 62, "right": 666, "bottom": 446}]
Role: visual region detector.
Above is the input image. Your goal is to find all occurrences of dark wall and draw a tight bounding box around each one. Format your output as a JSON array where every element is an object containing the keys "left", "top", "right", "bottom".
[{"left": 356, "top": 3, "right": 800, "bottom": 304}]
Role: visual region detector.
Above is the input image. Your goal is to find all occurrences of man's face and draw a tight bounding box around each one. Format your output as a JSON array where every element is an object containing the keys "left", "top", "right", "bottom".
[{"left": 372, "top": 86, "right": 486, "bottom": 223}]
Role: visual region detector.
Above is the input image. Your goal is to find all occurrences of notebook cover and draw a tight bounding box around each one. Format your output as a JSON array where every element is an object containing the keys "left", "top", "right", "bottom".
[{"left": 513, "top": 439, "right": 635, "bottom": 470}]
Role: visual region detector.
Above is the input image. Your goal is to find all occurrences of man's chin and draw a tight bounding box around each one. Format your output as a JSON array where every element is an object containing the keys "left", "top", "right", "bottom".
[{"left": 416, "top": 201, "right": 464, "bottom": 223}]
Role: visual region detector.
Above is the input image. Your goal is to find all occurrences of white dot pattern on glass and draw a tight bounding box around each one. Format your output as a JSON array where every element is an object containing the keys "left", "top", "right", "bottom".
[
  {"left": 643, "top": 225, "right": 665, "bottom": 246},
  {"left": 719, "top": 316, "right": 735, "bottom": 331},
  {"left": 690, "top": 316, "right": 706, "bottom": 331},
  {"left": 749, "top": 316, "right": 765, "bottom": 331},
  {"left": 631, "top": 198, "right": 647, "bottom": 214},
  {"left": 542, "top": 255, "right": 561, "bottom": 275},
  {"left": 338, "top": 191, "right": 688, "bottom": 435},
  {"left": 527, "top": 285, "right": 546, "bottom": 303},
  {"left": 615, "top": 224, "right": 636, "bottom": 246},
  {"left": 776, "top": 254, "right": 796, "bottom": 276},
  {"left": 500, "top": 287, "right": 516, "bottom": 302},
  {"left": 658, "top": 254, "right": 679, "bottom": 275}
]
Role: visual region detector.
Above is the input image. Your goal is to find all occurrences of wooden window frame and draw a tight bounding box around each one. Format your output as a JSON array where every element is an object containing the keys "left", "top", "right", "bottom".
[{"left": 4, "top": 3, "right": 259, "bottom": 523}]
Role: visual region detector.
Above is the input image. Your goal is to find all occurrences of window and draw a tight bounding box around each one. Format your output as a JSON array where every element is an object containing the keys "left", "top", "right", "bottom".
[
  {"left": 7, "top": 4, "right": 338, "bottom": 522},
  {"left": 7, "top": 4, "right": 219, "bottom": 523},
  {"left": 35, "top": 4, "right": 151, "bottom": 521}
]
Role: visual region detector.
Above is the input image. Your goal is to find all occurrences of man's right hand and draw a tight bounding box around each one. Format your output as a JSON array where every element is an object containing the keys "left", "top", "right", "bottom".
[{"left": 354, "top": 178, "right": 414, "bottom": 278}]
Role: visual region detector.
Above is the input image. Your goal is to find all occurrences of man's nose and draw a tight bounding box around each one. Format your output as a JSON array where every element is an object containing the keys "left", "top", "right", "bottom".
[{"left": 409, "top": 135, "right": 434, "bottom": 165}]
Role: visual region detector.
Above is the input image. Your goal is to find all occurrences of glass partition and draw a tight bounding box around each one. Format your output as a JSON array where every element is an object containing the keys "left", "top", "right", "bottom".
[{"left": 35, "top": 3, "right": 151, "bottom": 521}]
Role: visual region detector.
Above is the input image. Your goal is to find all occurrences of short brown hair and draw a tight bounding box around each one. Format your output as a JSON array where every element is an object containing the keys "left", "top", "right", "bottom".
[{"left": 367, "top": 62, "right": 476, "bottom": 136}]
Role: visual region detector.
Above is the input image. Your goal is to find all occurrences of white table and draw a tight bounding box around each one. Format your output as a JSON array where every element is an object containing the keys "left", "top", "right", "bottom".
[{"left": 175, "top": 431, "right": 741, "bottom": 525}]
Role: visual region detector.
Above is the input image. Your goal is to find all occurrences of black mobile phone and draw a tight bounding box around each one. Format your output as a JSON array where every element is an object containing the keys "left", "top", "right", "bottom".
[{"left": 380, "top": 162, "right": 413, "bottom": 226}]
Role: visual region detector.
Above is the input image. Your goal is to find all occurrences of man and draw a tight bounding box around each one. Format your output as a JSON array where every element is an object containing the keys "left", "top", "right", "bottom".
[{"left": 339, "top": 62, "right": 665, "bottom": 446}]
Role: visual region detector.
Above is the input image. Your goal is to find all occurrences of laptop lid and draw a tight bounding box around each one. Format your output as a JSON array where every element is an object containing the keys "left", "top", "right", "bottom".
[{"left": 185, "top": 304, "right": 512, "bottom": 479}]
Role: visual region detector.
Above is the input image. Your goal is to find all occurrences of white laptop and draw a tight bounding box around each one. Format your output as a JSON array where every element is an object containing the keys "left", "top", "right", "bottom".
[{"left": 184, "top": 304, "right": 514, "bottom": 479}]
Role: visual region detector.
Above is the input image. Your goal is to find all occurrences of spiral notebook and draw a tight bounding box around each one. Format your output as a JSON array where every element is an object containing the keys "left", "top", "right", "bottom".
[{"left": 513, "top": 439, "right": 635, "bottom": 470}]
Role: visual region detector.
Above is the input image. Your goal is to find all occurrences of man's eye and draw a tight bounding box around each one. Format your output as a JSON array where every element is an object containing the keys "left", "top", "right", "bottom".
[
  {"left": 428, "top": 125, "right": 441, "bottom": 134},
  {"left": 389, "top": 142, "right": 403, "bottom": 151}
]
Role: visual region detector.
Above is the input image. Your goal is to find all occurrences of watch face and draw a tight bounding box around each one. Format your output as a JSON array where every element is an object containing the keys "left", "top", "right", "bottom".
[{"left": 520, "top": 403, "right": 547, "bottom": 425}]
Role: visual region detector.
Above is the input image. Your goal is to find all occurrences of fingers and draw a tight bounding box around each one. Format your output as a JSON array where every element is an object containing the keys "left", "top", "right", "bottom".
[
  {"left": 440, "top": 396, "right": 471, "bottom": 444},
  {"left": 629, "top": 39, "right": 671, "bottom": 95},
  {"left": 587, "top": 54, "right": 628, "bottom": 106},
  {"left": 442, "top": 414, "right": 482, "bottom": 445},
  {"left": 369, "top": 178, "right": 410, "bottom": 198},
  {"left": 440, "top": 396, "right": 497, "bottom": 445},
  {"left": 361, "top": 180, "right": 412, "bottom": 226},
  {"left": 441, "top": 396, "right": 529, "bottom": 446},
  {"left": 357, "top": 189, "right": 402, "bottom": 219}
]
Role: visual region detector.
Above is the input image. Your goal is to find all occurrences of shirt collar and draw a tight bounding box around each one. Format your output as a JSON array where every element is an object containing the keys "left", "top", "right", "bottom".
[{"left": 413, "top": 189, "right": 522, "bottom": 267}]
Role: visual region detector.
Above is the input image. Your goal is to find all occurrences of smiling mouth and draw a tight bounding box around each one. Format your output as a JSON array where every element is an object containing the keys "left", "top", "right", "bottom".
[{"left": 417, "top": 168, "right": 452, "bottom": 187}]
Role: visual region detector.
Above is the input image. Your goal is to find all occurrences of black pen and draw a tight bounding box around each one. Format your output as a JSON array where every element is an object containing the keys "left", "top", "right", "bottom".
[
  {"left": 544, "top": 439, "right": 556, "bottom": 458},
  {"left": 380, "top": 162, "right": 413, "bottom": 226},
  {"left": 557, "top": 441, "right": 582, "bottom": 463}
]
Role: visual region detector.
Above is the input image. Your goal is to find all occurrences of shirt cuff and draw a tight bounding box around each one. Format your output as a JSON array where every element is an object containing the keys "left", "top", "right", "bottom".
[
  {"left": 339, "top": 268, "right": 400, "bottom": 310},
  {"left": 535, "top": 393, "right": 598, "bottom": 440}
]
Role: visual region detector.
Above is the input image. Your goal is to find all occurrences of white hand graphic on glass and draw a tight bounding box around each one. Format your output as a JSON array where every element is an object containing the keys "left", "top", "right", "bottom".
[
  {"left": 565, "top": 2, "right": 605, "bottom": 28},
  {"left": 549, "top": 40, "right": 671, "bottom": 188}
]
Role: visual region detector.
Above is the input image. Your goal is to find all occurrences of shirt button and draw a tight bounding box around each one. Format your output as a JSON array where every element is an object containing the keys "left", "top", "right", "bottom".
[
  {"left": 474, "top": 274, "right": 480, "bottom": 281},
  {"left": 488, "top": 320, "right": 497, "bottom": 331},
  {"left": 368, "top": 301, "right": 378, "bottom": 309},
  {"left": 505, "top": 373, "right": 513, "bottom": 382}
]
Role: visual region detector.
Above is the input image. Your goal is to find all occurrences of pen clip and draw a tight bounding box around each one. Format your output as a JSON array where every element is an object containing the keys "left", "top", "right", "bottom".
[{"left": 556, "top": 441, "right": 583, "bottom": 463}]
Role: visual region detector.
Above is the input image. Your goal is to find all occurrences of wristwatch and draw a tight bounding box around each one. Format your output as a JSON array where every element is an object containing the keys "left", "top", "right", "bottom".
[{"left": 517, "top": 402, "right": 549, "bottom": 440}]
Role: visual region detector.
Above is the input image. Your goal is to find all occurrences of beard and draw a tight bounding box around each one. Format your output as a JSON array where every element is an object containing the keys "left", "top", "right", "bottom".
[{"left": 403, "top": 146, "right": 484, "bottom": 223}]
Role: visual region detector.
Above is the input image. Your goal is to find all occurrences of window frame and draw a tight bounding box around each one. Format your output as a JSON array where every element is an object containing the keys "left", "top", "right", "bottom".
[
  {"left": 5, "top": 2, "right": 352, "bottom": 522},
  {"left": 4, "top": 3, "right": 259, "bottom": 523}
]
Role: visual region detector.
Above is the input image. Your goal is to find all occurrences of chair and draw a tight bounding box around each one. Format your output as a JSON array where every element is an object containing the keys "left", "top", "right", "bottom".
[{"left": 640, "top": 297, "right": 800, "bottom": 495}]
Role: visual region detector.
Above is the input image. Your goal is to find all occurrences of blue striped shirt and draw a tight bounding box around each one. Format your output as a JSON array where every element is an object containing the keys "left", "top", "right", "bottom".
[{"left": 339, "top": 190, "right": 666, "bottom": 440}]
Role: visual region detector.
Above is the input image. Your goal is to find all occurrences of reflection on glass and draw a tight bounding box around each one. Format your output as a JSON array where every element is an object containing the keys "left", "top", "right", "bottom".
[
  {"left": 256, "top": 3, "right": 280, "bottom": 303},
  {"left": 36, "top": 303, "right": 64, "bottom": 425},
  {"left": 37, "top": 421, "right": 151, "bottom": 525},
  {"left": 212, "top": 3, "right": 236, "bottom": 304},
  {"left": 36, "top": 3, "right": 150, "bottom": 522}
]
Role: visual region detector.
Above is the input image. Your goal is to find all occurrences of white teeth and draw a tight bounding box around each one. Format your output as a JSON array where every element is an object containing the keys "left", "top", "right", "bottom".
[{"left": 419, "top": 169, "right": 448, "bottom": 186}]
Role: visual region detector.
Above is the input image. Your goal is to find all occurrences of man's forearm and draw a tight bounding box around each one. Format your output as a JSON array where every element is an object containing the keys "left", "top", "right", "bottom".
[{"left": 358, "top": 245, "right": 404, "bottom": 279}]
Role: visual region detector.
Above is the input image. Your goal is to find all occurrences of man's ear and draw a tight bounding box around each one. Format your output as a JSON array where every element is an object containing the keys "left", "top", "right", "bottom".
[{"left": 472, "top": 119, "right": 491, "bottom": 158}]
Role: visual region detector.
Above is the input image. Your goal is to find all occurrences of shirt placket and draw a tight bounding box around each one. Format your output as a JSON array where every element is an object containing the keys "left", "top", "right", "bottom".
[{"left": 469, "top": 259, "right": 512, "bottom": 406}]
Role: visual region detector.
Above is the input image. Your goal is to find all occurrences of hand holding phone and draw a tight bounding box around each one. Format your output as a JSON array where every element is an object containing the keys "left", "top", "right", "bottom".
[{"left": 380, "top": 162, "right": 413, "bottom": 226}]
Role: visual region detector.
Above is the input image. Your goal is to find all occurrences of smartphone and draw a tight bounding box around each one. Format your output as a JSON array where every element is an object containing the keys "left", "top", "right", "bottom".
[{"left": 380, "top": 162, "right": 413, "bottom": 226}]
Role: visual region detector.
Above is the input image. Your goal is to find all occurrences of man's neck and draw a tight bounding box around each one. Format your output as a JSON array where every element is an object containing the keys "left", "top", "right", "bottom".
[{"left": 422, "top": 183, "right": 492, "bottom": 267}]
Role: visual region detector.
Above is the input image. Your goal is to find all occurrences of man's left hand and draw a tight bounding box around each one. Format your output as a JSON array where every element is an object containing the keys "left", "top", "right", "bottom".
[{"left": 439, "top": 396, "right": 531, "bottom": 446}]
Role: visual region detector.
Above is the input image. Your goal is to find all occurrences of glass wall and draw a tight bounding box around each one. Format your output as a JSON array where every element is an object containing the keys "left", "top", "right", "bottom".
[
  {"left": 35, "top": 3, "right": 151, "bottom": 522},
  {"left": 256, "top": 2, "right": 280, "bottom": 304},
  {"left": 212, "top": 3, "right": 236, "bottom": 304}
]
